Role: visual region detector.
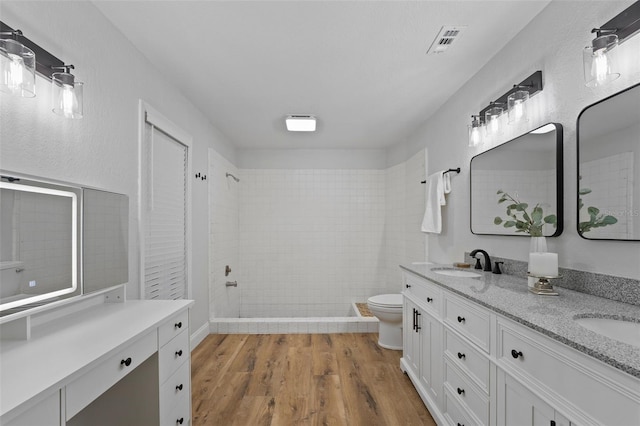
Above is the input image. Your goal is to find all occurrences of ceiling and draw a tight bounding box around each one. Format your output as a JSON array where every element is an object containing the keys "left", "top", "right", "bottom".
[{"left": 93, "top": 1, "right": 551, "bottom": 150}]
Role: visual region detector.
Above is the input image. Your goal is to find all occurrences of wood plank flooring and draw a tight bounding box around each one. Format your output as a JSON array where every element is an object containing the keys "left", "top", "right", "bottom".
[{"left": 191, "top": 333, "right": 436, "bottom": 426}]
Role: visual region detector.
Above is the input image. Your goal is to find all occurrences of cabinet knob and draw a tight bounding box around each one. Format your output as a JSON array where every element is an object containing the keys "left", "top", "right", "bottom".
[
  {"left": 457, "top": 387, "right": 465, "bottom": 395},
  {"left": 176, "top": 384, "right": 183, "bottom": 391},
  {"left": 175, "top": 321, "right": 183, "bottom": 329},
  {"left": 457, "top": 316, "right": 465, "bottom": 323},
  {"left": 511, "top": 349, "right": 523, "bottom": 359},
  {"left": 120, "top": 357, "right": 132, "bottom": 367},
  {"left": 175, "top": 350, "right": 183, "bottom": 357},
  {"left": 457, "top": 352, "right": 466, "bottom": 360},
  {"left": 176, "top": 418, "right": 184, "bottom": 425},
  {"left": 427, "top": 297, "right": 433, "bottom": 302},
  {"left": 457, "top": 423, "right": 464, "bottom": 426},
  {"left": 406, "top": 284, "right": 411, "bottom": 288}
]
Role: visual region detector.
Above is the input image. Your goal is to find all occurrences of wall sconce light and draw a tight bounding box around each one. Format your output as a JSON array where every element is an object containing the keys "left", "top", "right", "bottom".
[
  {"left": 1, "top": 21, "right": 84, "bottom": 119},
  {"left": 484, "top": 102, "right": 504, "bottom": 136},
  {"left": 468, "top": 71, "right": 543, "bottom": 147},
  {"left": 468, "top": 115, "right": 483, "bottom": 147},
  {"left": 583, "top": 1, "right": 640, "bottom": 87},
  {"left": 507, "top": 87, "right": 530, "bottom": 124}
]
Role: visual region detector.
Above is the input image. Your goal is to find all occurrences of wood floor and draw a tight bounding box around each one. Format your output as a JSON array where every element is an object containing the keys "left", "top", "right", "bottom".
[{"left": 191, "top": 333, "right": 436, "bottom": 426}]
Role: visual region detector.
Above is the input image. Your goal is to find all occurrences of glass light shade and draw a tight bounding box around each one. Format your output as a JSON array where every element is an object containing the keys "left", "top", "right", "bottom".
[
  {"left": 52, "top": 72, "right": 83, "bottom": 119},
  {"left": 507, "top": 90, "right": 529, "bottom": 124},
  {"left": 485, "top": 105, "right": 503, "bottom": 136},
  {"left": 0, "top": 39, "right": 36, "bottom": 97},
  {"left": 583, "top": 34, "right": 619, "bottom": 87},
  {"left": 468, "top": 119, "right": 483, "bottom": 147}
]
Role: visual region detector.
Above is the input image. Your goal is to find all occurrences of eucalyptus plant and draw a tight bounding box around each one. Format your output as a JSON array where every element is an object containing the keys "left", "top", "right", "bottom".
[
  {"left": 493, "top": 190, "right": 557, "bottom": 237},
  {"left": 578, "top": 187, "right": 618, "bottom": 233}
]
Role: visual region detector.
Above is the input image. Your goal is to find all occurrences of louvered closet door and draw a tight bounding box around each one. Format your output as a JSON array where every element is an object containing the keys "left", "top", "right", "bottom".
[{"left": 143, "top": 122, "right": 188, "bottom": 300}]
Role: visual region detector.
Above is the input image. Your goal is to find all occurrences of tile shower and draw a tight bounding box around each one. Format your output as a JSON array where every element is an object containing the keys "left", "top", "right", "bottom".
[{"left": 208, "top": 149, "right": 426, "bottom": 333}]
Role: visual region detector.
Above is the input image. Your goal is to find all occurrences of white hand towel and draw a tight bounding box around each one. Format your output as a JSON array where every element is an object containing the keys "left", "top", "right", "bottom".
[{"left": 421, "top": 170, "right": 452, "bottom": 234}]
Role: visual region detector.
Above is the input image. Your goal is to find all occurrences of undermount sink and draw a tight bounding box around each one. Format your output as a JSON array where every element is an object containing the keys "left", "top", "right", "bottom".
[
  {"left": 432, "top": 268, "right": 481, "bottom": 278},
  {"left": 574, "top": 316, "right": 640, "bottom": 348}
]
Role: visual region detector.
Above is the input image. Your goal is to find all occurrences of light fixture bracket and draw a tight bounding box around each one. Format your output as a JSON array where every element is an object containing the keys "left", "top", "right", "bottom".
[
  {"left": 1, "top": 21, "right": 66, "bottom": 80},
  {"left": 477, "top": 70, "right": 543, "bottom": 120},
  {"left": 593, "top": 1, "right": 640, "bottom": 44}
]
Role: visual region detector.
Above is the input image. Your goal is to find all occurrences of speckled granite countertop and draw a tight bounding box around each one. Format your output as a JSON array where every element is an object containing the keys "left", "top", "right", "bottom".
[{"left": 400, "top": 263, "right": 640, "bottom": 379}]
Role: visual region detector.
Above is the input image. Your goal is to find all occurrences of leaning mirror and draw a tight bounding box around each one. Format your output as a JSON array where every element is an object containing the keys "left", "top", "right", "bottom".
[
  {"left": 470, "top": 123, "right": 564, "bottom": 237},
  {"left": 577, "top": 83, "right": 640, "bottom": 241}
]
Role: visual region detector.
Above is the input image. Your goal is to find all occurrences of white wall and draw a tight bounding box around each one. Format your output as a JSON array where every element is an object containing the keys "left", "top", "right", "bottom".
[
  {"left": 391, "top": 1, "right": 640, "bottom": 280},
  {"left": 0, "top": 1, "right": 237, "bottom": 334}
]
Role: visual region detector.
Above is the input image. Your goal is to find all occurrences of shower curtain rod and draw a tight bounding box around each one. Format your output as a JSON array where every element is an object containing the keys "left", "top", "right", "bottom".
[{"left": 226, "top": 172, "right": 240, "bottom": 182}]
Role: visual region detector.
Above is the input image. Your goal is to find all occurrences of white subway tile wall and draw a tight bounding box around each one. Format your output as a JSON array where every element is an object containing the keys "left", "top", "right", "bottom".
[{"left": 208, "top": 149, "right": 240, "bottom": 318}]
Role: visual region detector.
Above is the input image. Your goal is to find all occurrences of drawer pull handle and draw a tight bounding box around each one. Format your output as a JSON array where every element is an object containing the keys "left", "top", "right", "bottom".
[
  {"left": 177, "top": 418, "right": 184, "bottom": 425},
  {"left": 457, "top": 352, "right": 466, "bottom": 360},
  {"left": 175, "top": 350, "right": 183, "bottom": 357},
  {"left": 176, "top": 384, "right": 183, "bottom": 391},
  {"left": 457, "top": 387, "right": 465, "bottom": 395},
  {"left": 427, "top": 297, "right": 433, "bottom": 302},
  {"left": 120, "top": 357, "right": 132, "bottom": 367},
  {"left": 175, "top": 321, "right": 183, "bottom": 329},
  {"left": 511, "top": 349, "right": 523, "bottom": 359},
  {"left": 406, "top": 284, "right": 411, "bottom": 288},
  {"left": 457, "top": 316, "right": 465, "bottom": 323},
  {"left": 415, "top": 311, "right": 421, "bottom": 331}
]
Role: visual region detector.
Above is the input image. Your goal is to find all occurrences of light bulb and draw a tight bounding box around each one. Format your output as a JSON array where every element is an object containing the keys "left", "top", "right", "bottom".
[
  {"left": 61, "top": 85, "right": 77, "bottom": 117},
  {"left": 7, "top": 53, "right": 24, "bottom": 89},
  {"left": 592, "top": 49, "right": 610, "bottom": 84}
]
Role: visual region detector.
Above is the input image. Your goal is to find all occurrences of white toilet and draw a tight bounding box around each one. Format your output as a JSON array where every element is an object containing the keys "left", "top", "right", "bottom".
[{"left": 367, "top": 293, "right": 403, "bottom": 350}]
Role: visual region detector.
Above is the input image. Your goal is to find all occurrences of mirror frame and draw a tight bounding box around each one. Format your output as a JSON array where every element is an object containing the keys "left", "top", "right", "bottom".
[
  {"left": 469, "top": 123, "right": 564, "bottom": 237},
  {"left": 576, "top": 82, "right": 640, "bottom": 242}
]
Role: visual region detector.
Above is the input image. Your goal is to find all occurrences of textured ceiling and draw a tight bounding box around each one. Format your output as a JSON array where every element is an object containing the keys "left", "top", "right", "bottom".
[{"left": 94, "top": 1, "right": 551, "bottom": 149}]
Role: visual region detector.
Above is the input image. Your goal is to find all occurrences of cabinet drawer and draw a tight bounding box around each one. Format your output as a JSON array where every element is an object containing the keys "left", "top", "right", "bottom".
[
  {"left": 444, "top": 329, "right": 490, "bottom": 393},
  {"left": 444, "top": 361, "right": 489, "bottom": 425},
  {"left": 444, "top": 387, "right": 478, "bottom": 426},
  {"left": 161, "top": 393, "right": 190, "bottom": 426},
  {"left": 159, "top": 310, "right": 189, "bottom": 348},
  {"left": 65, "top": 331, "right": 156, "bottom": 420},
  {"left": 404, "top": 274, "right": 441, "bottom": 316},
  {"left": 159, "top": 328, "right": 190, "bottom": 383},
  {"left": 4, "top": 391, "right": 60, "bottom": 426},
  {"left": 160, "top": 361, "right": 191, "bottom": 421},
  {"left": 497, "top": 318, "right": 640, "bottom": 425},
  {"left": 444, "top": 294, "right": 490, "bottom": 353}
]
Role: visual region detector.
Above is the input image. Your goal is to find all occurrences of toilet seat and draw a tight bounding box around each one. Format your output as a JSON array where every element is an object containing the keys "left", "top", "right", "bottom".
[{"left": 367, "top": 294, "right": 403, "bottom": 308}]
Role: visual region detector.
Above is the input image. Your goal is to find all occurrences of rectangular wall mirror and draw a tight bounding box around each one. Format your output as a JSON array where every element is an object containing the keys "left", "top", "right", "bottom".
[
  {"left": 0, "top": 174, "right": 128, "bottom": 317},
  {"left": 470, "top": 123, "right": 564, "bottom": 237},
  {"left": 577, "top": 83, "right": 640, "bottom": 241}
]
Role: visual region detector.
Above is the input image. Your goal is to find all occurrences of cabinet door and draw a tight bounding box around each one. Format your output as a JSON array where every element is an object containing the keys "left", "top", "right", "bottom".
[
  {"left": 418, "top": 310, "right": 442, "bottom": 404},
  {"left": 403, "top": 298, "right": 420, "bottom": 374},
  {"left": 498, "top": 371, "right": 557, "bottom": 426}
]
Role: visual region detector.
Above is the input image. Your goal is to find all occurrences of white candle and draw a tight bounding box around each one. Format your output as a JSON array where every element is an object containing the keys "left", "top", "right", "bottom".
[{"left": 528, "top": 252, "right": 558, "bottom": 277}]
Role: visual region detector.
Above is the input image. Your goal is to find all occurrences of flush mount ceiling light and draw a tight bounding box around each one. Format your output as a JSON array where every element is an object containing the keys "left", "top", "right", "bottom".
[
  {"left": 583, "top": 1, "right": 640, "bottom": 87},
  {"left": 286, "top": 115, "right": 316, "bottom": 132},
  {"left": 0, "top": 21, "right": 84, "bottom": 119}
]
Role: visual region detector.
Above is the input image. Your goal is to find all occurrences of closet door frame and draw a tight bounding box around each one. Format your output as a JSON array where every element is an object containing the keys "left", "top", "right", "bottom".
[{"left": 137, "top": 100, "right": 193, "bottom": 300}]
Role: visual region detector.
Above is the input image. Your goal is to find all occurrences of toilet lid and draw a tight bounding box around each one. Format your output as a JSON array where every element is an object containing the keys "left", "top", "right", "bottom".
[{"left": 368, "top": 294, "right": 403, "bottom": 307}]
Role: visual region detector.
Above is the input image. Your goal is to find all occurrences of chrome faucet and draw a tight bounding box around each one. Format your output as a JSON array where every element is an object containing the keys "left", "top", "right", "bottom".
[{"left": 470, "top": 249, "right": 492, "bottom": 272}]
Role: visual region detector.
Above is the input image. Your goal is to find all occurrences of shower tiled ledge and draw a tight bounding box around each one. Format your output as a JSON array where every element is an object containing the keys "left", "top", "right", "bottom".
[
  {"left": 465, "top": 252, "right": 640, "bottom": 306},
  {"left": 210, "top": 316, "right": 378, "bottom": 334}
]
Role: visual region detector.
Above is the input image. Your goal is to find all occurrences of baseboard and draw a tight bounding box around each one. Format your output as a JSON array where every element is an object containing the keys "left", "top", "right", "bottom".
[{"left": 190, "top": 322, "right": 210, "bottom": 350}]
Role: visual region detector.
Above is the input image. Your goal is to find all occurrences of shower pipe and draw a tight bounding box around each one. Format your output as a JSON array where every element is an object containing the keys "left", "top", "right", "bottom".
[{"left": 226, "top": 173, "right": 240, "bottom": 182}]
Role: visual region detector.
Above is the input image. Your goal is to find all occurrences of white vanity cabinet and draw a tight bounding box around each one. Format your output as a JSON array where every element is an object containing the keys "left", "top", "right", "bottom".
[
  {"left": 402, "top": 274, "right": 443, "bottom": 413},
  {"left": 0, "top": 299, "right": 194, "bottom": 426},
  {"left": 400, "top": 269, "right": 640, "bottom": 426}
]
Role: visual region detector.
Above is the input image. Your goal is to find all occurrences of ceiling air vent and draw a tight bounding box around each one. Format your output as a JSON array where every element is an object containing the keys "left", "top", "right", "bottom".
[{"left": 426, "top": 26, "right": 467, "bottom": 54}]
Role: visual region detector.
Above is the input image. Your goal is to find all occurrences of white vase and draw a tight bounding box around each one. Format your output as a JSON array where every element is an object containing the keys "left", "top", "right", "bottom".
[{"left": 528, "top": 236, "right": 547, "bottom": 288}]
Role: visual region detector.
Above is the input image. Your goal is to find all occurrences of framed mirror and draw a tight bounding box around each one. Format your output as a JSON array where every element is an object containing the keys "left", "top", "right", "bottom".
[
  {"left": 577, "top": 83, "right": 640, "bottom": 241},
  {"left": 470, "top": 123, "right": 563, "bottom": 237}
]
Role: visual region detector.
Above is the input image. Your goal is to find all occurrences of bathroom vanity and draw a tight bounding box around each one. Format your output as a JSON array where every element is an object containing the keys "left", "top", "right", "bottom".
[
  {"left": 0, "top": 289, "right": 193, "bottom": 425},
  {"left": 400, "top": 263, "right": 640, "bottom": 426}
]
